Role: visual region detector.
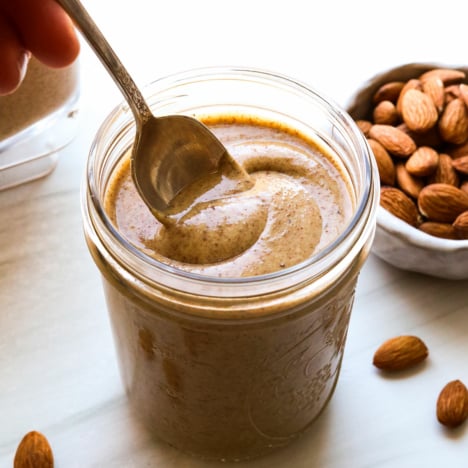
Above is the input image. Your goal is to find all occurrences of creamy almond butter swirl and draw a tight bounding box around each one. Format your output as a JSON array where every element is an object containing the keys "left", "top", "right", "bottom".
[{"left": 104, "top": 115, "right": 353, "bottom": 277}]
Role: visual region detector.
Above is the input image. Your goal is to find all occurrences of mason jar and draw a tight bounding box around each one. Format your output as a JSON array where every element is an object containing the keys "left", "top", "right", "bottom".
[{"left": 82, "top": 67, "right": 379, "bottom": 461}]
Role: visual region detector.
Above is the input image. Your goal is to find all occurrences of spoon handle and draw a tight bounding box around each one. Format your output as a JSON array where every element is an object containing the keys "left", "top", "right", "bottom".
[{"left": 55, "top": 0, "right": 152, "bottom": 124}]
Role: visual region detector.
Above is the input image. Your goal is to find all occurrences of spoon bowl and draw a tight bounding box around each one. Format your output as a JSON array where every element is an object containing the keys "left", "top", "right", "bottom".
[{"left": 55, "top": 0, "right": 252, "bottom": 221}]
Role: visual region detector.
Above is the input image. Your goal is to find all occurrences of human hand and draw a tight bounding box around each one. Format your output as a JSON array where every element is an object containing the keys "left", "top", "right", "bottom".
[{"left": 0, "top": 0, "right": 80, "bottom": 95}]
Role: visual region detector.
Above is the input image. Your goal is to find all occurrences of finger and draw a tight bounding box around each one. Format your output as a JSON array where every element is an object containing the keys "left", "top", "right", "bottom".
[
  {"left": 0, "top": 15, "right": 29, "bottom": 95},
  {"left": 3, "top": 0, "right": 80, "bottom": 68}
]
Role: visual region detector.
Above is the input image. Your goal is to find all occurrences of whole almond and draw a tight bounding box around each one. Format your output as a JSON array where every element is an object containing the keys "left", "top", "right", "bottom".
[
  {"left": 405, "top": 146, "right": 439, "bottom": 177},
  {"left": 380, "top": 186, "right": 420, "bottom": 226},
  {"left": 451, "top": 155, "right": 468, "bottom": 175},
  {"left": 418, "top": 183, "right": 468, "bottom": 223},
  {"left": 373, "top": 100, "right": 399, "bottom": 125},
  {"left": 368, "top": 138, "right": 395, "bottom": 185},
  {"left": 453, "top": 210, "right": 468, "bottom": 239},
  {"left": 422, "top": 76, "right": 445, "bottom": 113},
  {"left": 419, "top": 68, "right": 466, "bottom": 85},
  {"left": 419, "top": 221, "right": 458, "bottom": 239},
  {"left": 373, "top": 335, "right": 428, "bottom": 371},
  {"left": 372, "top": 81, "right": 405, "bottom": 104},
  {"left": 369, "top": 124, "right": 417, "bottom": 157},
  {"left": 14, "top": 431, "right": 54, "bottom": 468},
  {"left": 428, "top": 153, "right": 460, "bottom": 186},
  {"left": 439, "top": 98, "right": 468, "bottom": 145},
  {"left": 395, "top": 163, "right": 425, "bottom": 199},
  {"left": 356, "top": 119, "right": 372, "bottom": 137},
  {"left": 400, "top": 88, "right": 438, "bottom": 132},
  {"left": 396, "top": 79, "right": 422, "bottom": 115},
  {"left": 436, "top": 380, "right": 468, "bottom": 428}
]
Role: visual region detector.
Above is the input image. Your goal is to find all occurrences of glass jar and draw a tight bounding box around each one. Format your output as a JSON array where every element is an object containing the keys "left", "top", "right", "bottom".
[
  {"left": 0, "top": 57, "right": 80, "bottom": 190},
  {"left": 82, "top": 67, "right": 379, "bottom": 461}
]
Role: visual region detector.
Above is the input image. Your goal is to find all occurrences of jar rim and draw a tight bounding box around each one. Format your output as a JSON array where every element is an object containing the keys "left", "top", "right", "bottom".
[{"left": 84, "top": 66, "right": 378, "bottom": 294}]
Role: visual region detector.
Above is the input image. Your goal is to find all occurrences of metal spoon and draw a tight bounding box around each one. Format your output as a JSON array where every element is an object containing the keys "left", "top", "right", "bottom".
[{"left": 55, "top": 0, "right": 253, "bottom": 222}]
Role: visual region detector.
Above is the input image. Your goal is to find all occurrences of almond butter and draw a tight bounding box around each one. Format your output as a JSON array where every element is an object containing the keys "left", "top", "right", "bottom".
[
  {"left": 439, "top": 98, "right": 468, "bottom": 144},
  {"left": 400, "top": 88, "right": 438, "bottom": 132},
  {"left": 419, "top": 68, "right": 466, "bottom": 85},
  {"left": 428, "top": 153, "right": 460, "bottom": 186},
  {"left": 14, "top": 431, "right": 54, "bottom": 468},
  {"left": 436, "top": 380, "right": 468, "bottom": 428},
  {"left": 369, "top": 124, "right": 417, "bottom": 157},
  {"left": 368, "top": 138, "right": 395, "bottom": 186},
  {"left": 418, "top": 183, "right": 468, "bottom": 223},
  {"left": 373, "top": 100, "right": 399, "bottom": 125},
  {"left": 380, "top": 186, "right": 420, "bottom": 226},
  {"left": 453, "top": 210, "right": 468, "bottom": 239},
  {"left": 419, "top": 221, "right": 458, "bottom": 239},
  {"left": 451, "top": 155, "right": 468, "bottom": 175},
  {"left": 373, "top": 335, "right": 428, "bottom": 371},
  {"left": 395, "top": 163, "right": 425, "bottom": 199},
  {"left": 405, "top": 146, "right": 439, "bottom": 177}
]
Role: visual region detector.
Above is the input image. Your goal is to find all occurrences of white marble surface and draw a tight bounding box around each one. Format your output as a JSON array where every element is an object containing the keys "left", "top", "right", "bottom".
[{"left": 1, "top": 1, "right": 468, "bottom": 467}]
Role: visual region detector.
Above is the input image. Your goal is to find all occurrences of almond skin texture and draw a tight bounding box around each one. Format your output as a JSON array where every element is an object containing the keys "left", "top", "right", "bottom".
[
  {"left": 419, "top": 68, "right": 466, "bottom": 85},
  {"left": 418, "top": 183, "right": 468, "bottom": 223},
  {"left": 395, "top": 163, "right": 424, "bottom": 199},
  {"left": 428, "top": 153, "right": 460, "bottom": 186},
  {"left": 369, "top": 124, "right": 417, "bottom": 157},
  {"left": 419, "top": 221, "right": 458, "bottom": 239},
  {"left": 405, "top": 146, "right": 439, "bottom": 177},
  {"left": 436, "top": 380, "right": 468, "bottom": 428},
  {"left": 400, "top": 88, "right": 438, "bottom": 132},
  {"left": 380, "top": 186, "right": 420, "bottom": 226},
  {"left": 14, "top": 431, "right": 54, "bottom": 468},
  {"left": 422, "top": 76, "right": 445, "bottom": 113},
  {"left": 373, "top": 335, "right": 428, "bottom": 371},
  {"left": 439, "top": 98, "right": 468, "bottom": 145},
  {"left": 453, "top": 210, "right": 468, "bottom": 239},
  {"left": 451, "top": 155, "right": 468, "bottom": 175},
  {"left": 368, "top": 138, "right": 395, "bottom": 185},
  {"left": 372, "top": 81, "right": 405, "bottom": 104}
]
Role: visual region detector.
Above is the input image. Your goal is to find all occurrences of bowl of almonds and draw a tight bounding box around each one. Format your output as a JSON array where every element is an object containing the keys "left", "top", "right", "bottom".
[{"left": 347, "top": 63, "right": 468, "bottom": 279}]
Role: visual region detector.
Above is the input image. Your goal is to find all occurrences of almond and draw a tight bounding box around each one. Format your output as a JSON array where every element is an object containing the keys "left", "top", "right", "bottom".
[
  {"left": 422, "top": 76, "right": 445, "bottom": 113},
  {"left": 436, "top": 380, "right": 468, "bottom": 428},
  {"left": 461, "top": 180, "right": 468, "bottom": 195},
  {"left": 419, "top": 68, "right": 466, "bottom": 85},
  {"left": 369, "top": 124, "right": 417, "bottom": 157},
  {"left": 459, "top": 83, "right": 468, "bottom": 108},
  {"left": 400, "top": 88, "right": 438, "bottom": 132},
  {"left": 372, "top": 81, "right": 405, "bottom": 104},
  {"left": 419, "top": 221, "right": 458, "bottom": 239},
  {"left": 447, "top": 139, "right": 468, "bottom": 159},
  {"left": 395, "top": 163, "right": 425, "bottom": 199},
  {"left": 397, "top": 123, "right": 442, "bottom": 148},
  {"left": 356, "top": 119, "right": 372, "bottom": 137},
  {"left": 368, "top": 138, "right": 395, "bottom": 186},
  {"left": 444, "top": 84, "right": 461, "bottom": 103},
  {"left": 373, "top": 100, "right": 399, "bottom": 125},
  {"left": 14, "top": 431, "right": 54, "bottom": 468},
  {"left": 451, "top": 155, "right": 468, "bottom": 175},
  {"left": 405, "top": 146, "right": 439, "bottom": 177},
  {"left": 453, "top": 210, "right": 468, "bottom": 239},
  {"left": 396, "top": 79, "right": 422, "bottom": 115},
  {"left": 428, "top": 153, "right": 460, "bottom": 186},
  {"left": 373, "top": 335, "right": 428, "bottom": 371},
  {"left": 439, "top": 98, "right": 468, "bottom": 145},
  {"left": 418, "top": 183, "right": 468, "bottom": 223},
  {"left": 380, "top": 186, "right": 420, "bottom": 226}
]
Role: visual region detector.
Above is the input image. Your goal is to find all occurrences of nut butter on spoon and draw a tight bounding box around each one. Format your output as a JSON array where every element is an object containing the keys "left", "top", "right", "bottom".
[{"left": 55, "top": 0, "right": 253, "bottom": 224}]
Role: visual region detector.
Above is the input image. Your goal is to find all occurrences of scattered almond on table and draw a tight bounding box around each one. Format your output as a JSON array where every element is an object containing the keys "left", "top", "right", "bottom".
[
  {"left": 356, "top": 67, "right": 468, "bottom": 239},
  {"left": 14, "top": 431, "right": 54, "bottom": 468},
  {"left": 436, "top": 379, "right": 468, "bottom": 428}
]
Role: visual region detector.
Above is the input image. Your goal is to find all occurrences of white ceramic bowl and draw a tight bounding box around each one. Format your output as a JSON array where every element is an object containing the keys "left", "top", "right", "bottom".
[{"left": 346, "top": 62, "right": 468, "bottom": 280}]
